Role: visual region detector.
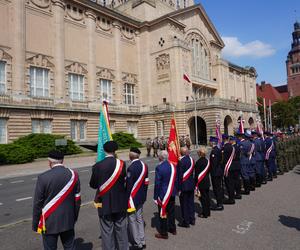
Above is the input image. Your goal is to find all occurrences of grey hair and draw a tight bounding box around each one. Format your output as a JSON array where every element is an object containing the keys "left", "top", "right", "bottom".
[
  {"left": 129, "top": 151, "right": 139, "bottom": 159},
  {"left": 158, "top": 150, "right": 168, "bottom": 161},
  {"left": 48, "top": 158, "right": 63, "bottom": 164}
]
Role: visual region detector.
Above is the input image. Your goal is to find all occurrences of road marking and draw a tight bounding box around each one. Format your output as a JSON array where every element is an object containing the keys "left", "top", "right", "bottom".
[
  {"left": 79, "top": 170, "right": 89, "bottom": 173},
  {"left": 16, "top": 197, "right": 32, "bottom": 202},
  {"left": 150, "top": 170, "right": 155, "bottom": 173},
  {"left": 232, "top": 220, "right": 253, "bottom": 234},
  {"left": 10, "top": 180, "right": 24, "bottom": 184},
  {"left": 32, "top": 177, "right": 37, "bottom": 181}
]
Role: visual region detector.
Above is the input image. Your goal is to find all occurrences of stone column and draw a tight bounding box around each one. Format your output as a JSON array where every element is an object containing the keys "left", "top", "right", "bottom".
[
  {"left": 52, "top": 0, "right": 65, "bottom": 103},
  {"left": 86, "top": 11, "right": 97, "bottom": 105},
  {"left": 12, "top": 0, "right": 25, "bottom": 99},
  {"left": 113, "top": 21, "right": 122, "bottom": 104}
]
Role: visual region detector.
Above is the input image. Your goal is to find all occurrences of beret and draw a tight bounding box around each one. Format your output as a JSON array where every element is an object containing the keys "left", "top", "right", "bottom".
[
  {"left": 48, "top": 150, "right": 64, "bottom": 160},
  {"left": 103, "top": 141, "right": 118, "bottom": 152},
  {"left": 222, "top": 134, "right": 229, "bottom": 140},
  {"left": 130, "top": 147, "right": 141, "bottom": 154},
  {"left": 209, "top": 136, "right": 219, "bottom": 143}
]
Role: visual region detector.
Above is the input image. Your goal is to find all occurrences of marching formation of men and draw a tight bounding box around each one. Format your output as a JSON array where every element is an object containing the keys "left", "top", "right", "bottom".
[{"left": 32, "top": 131, "right": 300, "bottom": 249}]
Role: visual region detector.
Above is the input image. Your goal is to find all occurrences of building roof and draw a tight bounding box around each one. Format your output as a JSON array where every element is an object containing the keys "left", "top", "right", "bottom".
[{"left": 256, "top": 82, "right": 289, "bottom": 103}]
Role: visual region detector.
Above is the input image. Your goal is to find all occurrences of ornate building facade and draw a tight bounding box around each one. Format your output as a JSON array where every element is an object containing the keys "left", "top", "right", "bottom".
[
  {"left": 0, "top": 0, "right": 257, "bottom": 145},
  {"left": 287, "top": 21, "right": 300, "bottom": 97}
]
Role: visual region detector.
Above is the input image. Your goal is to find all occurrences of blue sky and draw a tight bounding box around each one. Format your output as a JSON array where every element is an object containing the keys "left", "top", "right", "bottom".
[{"left": 196, "top": 0, "right": 299, "bottom": 86}]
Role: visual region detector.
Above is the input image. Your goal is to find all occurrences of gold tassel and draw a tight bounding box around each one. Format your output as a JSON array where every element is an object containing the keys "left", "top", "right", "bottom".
[
  {"left": 127, "top": 208, "right": 136, "bottom": 213},
  {"left": 94, "top": 202, "right": 102, "bottom": 208}
]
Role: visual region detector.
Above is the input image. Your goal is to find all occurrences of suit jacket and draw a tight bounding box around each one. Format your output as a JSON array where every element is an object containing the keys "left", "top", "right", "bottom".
[
  {"left": 153, "top": 160, "right": 178, "bottom": 202},
  {"left": 231, "top": 143, "right": 241, "bottom": 171},
  {"left": 89, "top": 156, "right": 127, "bottom": 216},
  {"left": 265, "top": 137, "right": 276, "bottom": 159},
  {"left": 177, "top": 155, "right": 195, "bottom": 192},
  {"left": 209, "top": 146, "right": 222, "bottom": 177},
  {"left": 240, "top": 139, "right": 251, "bottom": 165},
  {"left": 255, "top": 138, "right": 265, "bottom": 161},
  {"left": 194, "top": 157, "right": 210, "bottom": 190},
  {"left": 32, "top": 165, "right": 81, "bottom": 234},
  {"left": 126, "top": 159, "right": 148, "bottom": 208},
  {"left": 222, "top": 142, "right": 234, "bottom": 171}
]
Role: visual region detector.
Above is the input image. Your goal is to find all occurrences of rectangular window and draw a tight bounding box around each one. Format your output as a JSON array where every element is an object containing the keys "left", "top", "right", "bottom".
[
  {"left": 124, "top": 83, "right": 135, "bottom": 105},
  {"left": 69, "top": 73, "right": 84, "bottom": 101},
  {"left": 110, "top": 120, "right": 115, "bottom": 134},
  {"left": 127, "top": 121, "right": 138, "bottom": 138},
  {"left": 70, "top": 120, "right": 86, "bottom": 141},
  {"left": 31, "top": 119, "right": 52, "bottom": 134},
  {"left": 0, "top": 61, "right": 6, "bottom": 94},
  {"left": 0, "top": 119, "right": 7, "bottom": 144},
  {"left": 100, "top": 79, "right": 112, "bottom": 102},
  {"left": 30, "top": 66, "right": 49, "bottom": 97}
]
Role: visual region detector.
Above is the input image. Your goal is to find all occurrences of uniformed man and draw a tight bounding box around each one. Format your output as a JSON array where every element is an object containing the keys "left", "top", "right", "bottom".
[
  {"left": 237, "top": 131, "right": 251, "bottom": 195},
  {"left": 195, "top": 146, "right": 211, "bottom": 218},
  {"left": 253, "top": 131, "right": 266, "bottom": 186},
  {"left": 152, "top": 137, "right": 159, "bottom": 157},
  {"left": 177, "top": 147, "right": 195, "bottom": 227},
  {"left": 154, "top": 150, "right": 178, "bottom": 239},
  {"left": 146, "top": 138, "right": 152, "bottom": 157},
  {"left": 222, "top": 134, "right": 236, "bottom": 204},
  {"left": 248, "top": 132, "right": 256, "bottom": 191},
  {"left": 209, "top": 136, "right": 224, "bottom": 211},
  {"left": 89, "top": 141, "right": 128, "bottom": 250},
  {"left": 32, "top": 151, "right": 81, "bottom": 250},
  {"left": 229, "top": 136, "right": 242, "bottom": 199},
  {"left": 159, "top": 136, "right": 166, "bottom": 150},
  {"left": 265, "top": 132, "right": 277, "bottom": 181},
  {"left": 126, "top": 147, "right": 149, "bottom": 250}
]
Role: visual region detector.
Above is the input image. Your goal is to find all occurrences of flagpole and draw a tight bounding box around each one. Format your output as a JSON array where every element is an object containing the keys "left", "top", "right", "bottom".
[
  {"left": 263, "top": 98, "right": 267, "bottom": 131},
  {"left": 269, "top": 100, "right": 272, "bottom": 133}
]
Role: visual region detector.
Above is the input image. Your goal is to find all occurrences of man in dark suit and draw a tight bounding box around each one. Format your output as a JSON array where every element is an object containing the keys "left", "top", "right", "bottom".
[
  {"left": 177, "top": 147, "right": 195, "bottom": 227},
  {"left": 89, "top": 141, "right": 128, "bottom": 250},
  {"left": 154, "top": 150, "right": 178, "bottom": 239},
  {"left": 126, "top": 147, "right": 149, "bottom": 249},
  {"left": 209, "top": 136, "right": 224, "bottom": 211},
  {"left": 32, "top": 151, "right": 81, "bottom": 250}
]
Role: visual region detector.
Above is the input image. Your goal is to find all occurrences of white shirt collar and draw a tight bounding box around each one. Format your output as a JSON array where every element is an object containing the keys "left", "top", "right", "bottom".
[
  {"left": 52, "top": 163, "right": 64, "bottom": 168},
  {"left": 131, "top": 159, "right": 140, "bottom": 163},
  {"left": 105, "top": 154, "right": 114, "bottom": 158}
]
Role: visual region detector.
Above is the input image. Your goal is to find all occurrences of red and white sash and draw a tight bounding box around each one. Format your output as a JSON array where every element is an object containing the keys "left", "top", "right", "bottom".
[
  {"left": 195, "top": 158, "right": 210, "bottom": 190},
  {"left": 182, "top": 156, "right": 195, "bottom": 182},
  {"left": 98, "top": 159, "right": 124, "bottom": 197},
  {"left": 224, "top": 147, "right": 235, "bottom": 177},
  {"left": 37, "top": 168, "right": 78, "bottom": 234},
  {"left": 158, "top": 162, "right": 176, "bottom": 218},
  {"left": 128, "top": 161, "right": 148, "bottom": 212},
  {"left": 265, "top": 142, "right": 273, "bottom": 160},
  {"left": 249, "top": 143, "right": 255, "bottom": 161}
]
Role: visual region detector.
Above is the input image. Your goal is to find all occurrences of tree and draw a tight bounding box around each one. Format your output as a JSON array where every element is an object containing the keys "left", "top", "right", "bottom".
[{"left": 271, "top": 101, "right": 297, "bottom": 129}]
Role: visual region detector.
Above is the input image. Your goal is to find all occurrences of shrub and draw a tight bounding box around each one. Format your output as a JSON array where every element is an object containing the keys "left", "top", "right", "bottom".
[
  {"left": 0, "top": 144, "right": 35, "bottom": 165},
  {"left": 112, "top": 132, "right": 143, "bottom": 149}
]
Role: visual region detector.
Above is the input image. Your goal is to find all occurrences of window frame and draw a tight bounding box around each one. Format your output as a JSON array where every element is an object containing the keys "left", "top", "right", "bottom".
[
  {"left": 100, "top": 78, "right": 112, "bottom": 102},
  {"left": 0, "top": 61, "right": 6, "bottom": 94},
  {"left": 31, "top": 119, "right": 52, "bottom": 134},
  {"left": 70, "top": 120, "right": 86, "bottom": 141},
  {"left": 0, "top": 118, "right": 7, "bottom": 144},
  {"left": 69, "top": 73, "right": 84, "bottom": 101},
  {"left": 30, "top": 66, "right": 50, "bottom": 98},
  {"left": 124, "top": 83, "right": 135, "bottom": 105}
]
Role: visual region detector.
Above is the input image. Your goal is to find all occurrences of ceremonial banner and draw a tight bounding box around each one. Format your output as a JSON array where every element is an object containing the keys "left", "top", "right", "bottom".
[
  {"left": 215, "top": 119, "right": 222, "bottom": 147},
  {"left": 183, "top": 73, "right": 191, "bottom": 83},
  {"left": 167, "top": 116, "right": 180, "bottom": 165},
  {"left": 238, "top": 117, "right": 245, "bottom": 134},
  {"left": 97, "top": 101, "right": 112, "bottom": 162}
]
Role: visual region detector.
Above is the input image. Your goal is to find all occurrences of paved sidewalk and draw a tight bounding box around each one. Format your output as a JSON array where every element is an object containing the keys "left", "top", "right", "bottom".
[{"left": 0, "top": 148, "right": 148, "bottom": 180}]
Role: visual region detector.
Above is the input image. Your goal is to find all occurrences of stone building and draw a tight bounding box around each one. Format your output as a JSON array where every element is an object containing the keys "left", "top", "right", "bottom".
[
  {"left": 0, "top": 0, "right": 257, "bottom": 145},
  {"left": 287, "top": 21, "right": 300, "bottom": 97}
]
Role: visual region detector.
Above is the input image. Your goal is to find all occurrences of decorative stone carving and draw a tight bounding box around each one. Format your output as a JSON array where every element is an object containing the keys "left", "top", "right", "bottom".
[
  {"left": 120, "top": 25, "right": 135, "bottom": 41},
  {"left": 65, "top": 3, "right": 85, "bottom": 24},
  {"left": 27, "top": 0, "right": 51, "bottom": 9},
  {"left": 0, "top": 108, "right": 9, "bottom": 118},
  {"left": 96, "top": 16, "right": 112, "bottom": 33},
  {"left": 156, "top": 53, "right": 170, "bottom": 71},
  {"left": 26, "top": 54, "right": 54, "bottom": 68},
  {"left": 65, "top": 62, "right": 88, "bottom": 74},
  {"left": 31, "top": 110, "right": 53, "bottom": 119},
  {"left": 0, "top": 49, "right": 12, "bottom": 61},
  {"left": 96, "top": 68, "right": 115, "bottom": 80},
  {"left": 122, "top": 72, "right": 138, "bottom": 84}
]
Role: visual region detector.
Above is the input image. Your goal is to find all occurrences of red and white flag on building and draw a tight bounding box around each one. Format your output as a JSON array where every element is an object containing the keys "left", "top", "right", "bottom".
[{"left": 183, "top": 73, "right": 191, "bottom": 84}]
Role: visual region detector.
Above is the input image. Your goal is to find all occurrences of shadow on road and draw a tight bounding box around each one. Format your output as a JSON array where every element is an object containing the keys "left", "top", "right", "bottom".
[
  {"left": 278, "top": 215, "right": 300, "bottom": 231},
  {"left": 75, "top": 238, "right": 93, "bottom": 250}
]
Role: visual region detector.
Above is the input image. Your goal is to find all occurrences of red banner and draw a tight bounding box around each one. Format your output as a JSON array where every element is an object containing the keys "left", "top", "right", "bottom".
[{"left": 167, "top": 117, "right": 180, "bottom": 165}]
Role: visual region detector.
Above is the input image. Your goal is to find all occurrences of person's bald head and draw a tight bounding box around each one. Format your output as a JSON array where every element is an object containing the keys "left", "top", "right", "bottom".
[{"left": 180, "top": 147, "right": 188, "bottom": 156}]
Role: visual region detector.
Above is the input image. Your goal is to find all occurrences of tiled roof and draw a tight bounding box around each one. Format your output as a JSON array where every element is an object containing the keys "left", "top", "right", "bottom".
[{"left": 256, "top": 83, "right": 289, "bottom": 103}]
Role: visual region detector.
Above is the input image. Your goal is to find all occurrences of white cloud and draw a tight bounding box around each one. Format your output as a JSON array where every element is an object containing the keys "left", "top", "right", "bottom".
[{"left": 221, "top": 36, "right": 276, "bottom": 58}]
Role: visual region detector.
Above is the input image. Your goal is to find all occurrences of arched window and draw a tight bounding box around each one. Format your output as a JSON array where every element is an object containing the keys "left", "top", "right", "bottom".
[{"left": 191, "top": 38, "right": 209, "bottom": 80}]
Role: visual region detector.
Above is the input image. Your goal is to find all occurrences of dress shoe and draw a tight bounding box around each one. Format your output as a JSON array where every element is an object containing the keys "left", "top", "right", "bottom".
[
  {"left": 234, "top": 195, "right": 242, "bottom": 199},
  {"left": 223, "top": 199, "right": 235, "bottom": 205},
  {"left": 250, "top": 187, "right": 255, "bottom": 191},
  {"left": 142, "top": 245, "right": 146, "bottom": 249},
  {"left": 178, "top": 222, "right": 190, "bottom": 228},
  {"left": 190, "top": 220, "right": 195, "bottom": 226},
  {"left": 211, "top": 205, "right": 224, "bottom": 211},
  {"left": 267, "top": 177, "right": 273, "bottom": 181},
  {"left": 273, "top": 175, "right": 277, "bottom": 179},
  {"left": 198, "top": 214, "right": 208, "bottom": 218},
  {"left": 155, "top": 233, "right": 168, "bottom": 239},
  {"left": 241, "top": 190, "right": 250, "bottom": 195},
  {"left": 261, "top": 180, "right": 267, "bottom": 184},
  {"left": 168, "top": 230, "right": 177, "bottom": 235},
  {"left": 277, "top": 171, "right": 284, "bottom": 175}
]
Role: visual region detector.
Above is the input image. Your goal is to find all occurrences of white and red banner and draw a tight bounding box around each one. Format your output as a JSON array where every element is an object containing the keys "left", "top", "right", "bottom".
[
  {"left": 224, "top": 147, "right": 235, "bottom": 177},
  {"left": 265, "top": 142, "right": 273, "bottom": 160},
  {"left": 182, "top": 156, "right": 195, "bottom": 182},
  {"left": 195, "top": 159, "right": 210, "bottom": 190}
]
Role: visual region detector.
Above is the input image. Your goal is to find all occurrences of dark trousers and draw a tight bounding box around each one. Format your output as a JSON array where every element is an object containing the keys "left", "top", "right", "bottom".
[
  {"left": 231, "top": 170, "right": 241, "bottom": 196},
  {"left": 146, "top": 148, "right": 151, "bottom": 156},
  {"left": 199, "top": 188, "right": 210, "bottom": 217},
  {"left": 211, "top": 176, "right": 224, "bottom": 206},
  {"left": 224, "top": 173, "right": 235, "bottom": 201},
  {"left": 158, "top": 196, "right": 176, "bottom": 235},
  {"left": 179, "top": 191, "right": 195, "bottom": 224},
  {"left": 42, "top": 229, "right": 75, "bottom": 250}
]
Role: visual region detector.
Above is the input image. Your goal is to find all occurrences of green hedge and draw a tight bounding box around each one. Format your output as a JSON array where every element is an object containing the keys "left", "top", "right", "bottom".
[
  {"left": 0, "top": 133, "right": 82, "bottom": 165},
  {"left": 112, "top": 132, "right": 143, "bottom": 149}
]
